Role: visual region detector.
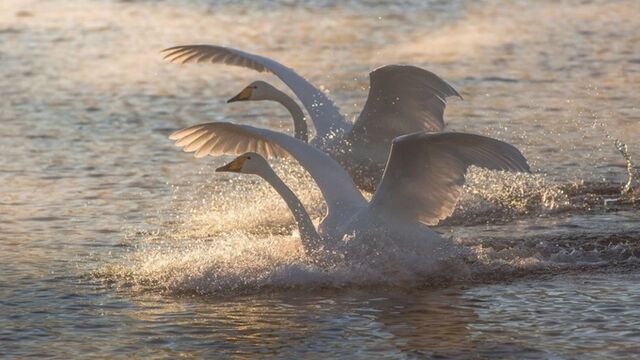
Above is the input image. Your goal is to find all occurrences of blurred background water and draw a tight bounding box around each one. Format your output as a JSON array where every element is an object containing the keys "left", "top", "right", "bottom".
[{"left": 1, "top": 0, "right": 639, "bottom": 358}]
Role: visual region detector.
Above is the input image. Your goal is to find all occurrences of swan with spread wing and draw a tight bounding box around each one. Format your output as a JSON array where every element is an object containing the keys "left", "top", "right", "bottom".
[
  {"left": 163, "top": 45, "right": 460, "bottom": 191},
  {"left": 170, "top": 122, "right": 530, "bottom": 260}
]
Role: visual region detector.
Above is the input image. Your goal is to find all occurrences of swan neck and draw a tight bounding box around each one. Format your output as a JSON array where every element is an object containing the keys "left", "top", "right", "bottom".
[
  {"left": 259, "top": 166, "right": 321, "bottom": 254},
  {"left": 272, "top": 90, "right": 309, "bottom": 142}
]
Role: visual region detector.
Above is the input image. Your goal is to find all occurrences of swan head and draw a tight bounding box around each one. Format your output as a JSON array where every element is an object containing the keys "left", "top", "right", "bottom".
[
  {"left": 227, "top": 81, "right": 279, "bottom": 103},
  {"left": 215, "top": 152, "right": 269, "bottom": 175}
]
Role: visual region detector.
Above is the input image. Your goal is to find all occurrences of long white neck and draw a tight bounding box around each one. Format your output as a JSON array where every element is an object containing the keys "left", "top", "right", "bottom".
[
  {"left": 257, "top": 165, "right": 321, "bottom": 255},
  {"left": 269, "top": 89, "right": 309, "bottom": 142}
]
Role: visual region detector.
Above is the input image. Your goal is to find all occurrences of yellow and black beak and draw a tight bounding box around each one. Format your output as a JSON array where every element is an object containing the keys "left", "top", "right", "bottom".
[
  {"left": 227, "top": 87, "right": 253, "bottom": 103},
  {"left": 215, "top": 156, "right": 246, "bottom": 173}
]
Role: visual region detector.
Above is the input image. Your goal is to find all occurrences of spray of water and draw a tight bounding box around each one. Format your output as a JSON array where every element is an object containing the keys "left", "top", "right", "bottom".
[{"left": 615, "top": 139, "right": 638, "bottom": 199}]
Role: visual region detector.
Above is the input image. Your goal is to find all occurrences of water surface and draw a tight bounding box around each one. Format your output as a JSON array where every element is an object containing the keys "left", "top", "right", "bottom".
[{"left": 1, "top": 0, "right": 639, "bottom": 358}]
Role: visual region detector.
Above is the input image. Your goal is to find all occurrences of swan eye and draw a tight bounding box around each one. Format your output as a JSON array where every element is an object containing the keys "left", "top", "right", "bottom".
[{"left": 247, "top": 156, "right": 252, "bottom": 160}]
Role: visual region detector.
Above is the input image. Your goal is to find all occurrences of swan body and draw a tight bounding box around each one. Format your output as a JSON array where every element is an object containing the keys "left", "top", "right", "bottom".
[
  {"left": 163, "top": 45, "right": 461, "bottom": 191},
  {"left": 171, "top": 123, "right": 530, "bottom": 260}
]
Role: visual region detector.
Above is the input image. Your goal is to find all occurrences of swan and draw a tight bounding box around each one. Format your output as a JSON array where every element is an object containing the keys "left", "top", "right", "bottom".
[
  {"left": 162, "top": 45, "right": 461, "bottom": 191},
  {"left": 170, "top": 122, "right": 530, "bottom": 261}
]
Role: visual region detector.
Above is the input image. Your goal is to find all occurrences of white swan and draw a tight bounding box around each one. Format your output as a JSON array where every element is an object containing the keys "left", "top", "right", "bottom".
[
  {"left": 170, "top": 122, "right": 530, "bottom": 260},
  {"left": 163, "top": 45, "right": 461, "bottom": 191}
]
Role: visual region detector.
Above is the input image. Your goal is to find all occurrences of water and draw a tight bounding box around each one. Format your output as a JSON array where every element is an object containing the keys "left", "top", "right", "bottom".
[{"left": 1, "top": 0, "right": 639, "bottom": 358}]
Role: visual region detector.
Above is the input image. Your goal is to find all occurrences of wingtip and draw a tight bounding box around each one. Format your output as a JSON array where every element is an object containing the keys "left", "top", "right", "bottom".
[
  {"left": 161, "top": 45, "right": 190, "bottom": 52},
  {"left": 444, "top": 81, "right": 463, "bottom": 100},
  {"left": 513, "top": 153, "right": 531, "bottom": 174},
  {"left": 160, "top": 45, "right": 182, "bottom": 56},
  {"left": 160, "top": 45, "right": 194, "bottom": 62}
]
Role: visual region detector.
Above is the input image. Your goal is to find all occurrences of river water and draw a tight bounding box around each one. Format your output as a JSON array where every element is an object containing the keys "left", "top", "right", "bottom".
[{"left": 1, "top": 0, "right": 639, "bottom": 358}]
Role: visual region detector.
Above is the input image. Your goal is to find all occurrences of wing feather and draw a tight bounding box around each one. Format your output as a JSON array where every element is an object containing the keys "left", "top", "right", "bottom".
[
  {"left": 169, "top": 125, "right": 207, "bottom": 140},
  {"left": 174, "top": 128, "right": 209, "bottom": 147},
  {"left": 184, "top": 132, "right": 215, "bottom": 152},
  {"left": 162, "top": 45, "right": 349, "bottom": 138},
  {"left": 369, "top": 132, "right": 530, "bottom": 225},
  {"left": 195, "top": 138, "right": 217, "bottom": 158}
]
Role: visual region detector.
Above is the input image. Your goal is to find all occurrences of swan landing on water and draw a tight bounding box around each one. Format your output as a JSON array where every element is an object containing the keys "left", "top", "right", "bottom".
[
  {"left": 163, "top": 44, "right": 461, "bottom": 192},
  {"left": 171, "top": 125, "right": 530, "bottom": 263}
]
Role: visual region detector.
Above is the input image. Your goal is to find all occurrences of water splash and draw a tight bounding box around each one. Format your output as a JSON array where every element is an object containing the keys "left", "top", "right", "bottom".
[
  {"left": 615, "top": 139, "right": 638, "bottom": 198},
  {"left": 443, "top": 170, "right": 570, "bottom": 226},
  {"left": 603, "top": 139, "right": 639, "bottom": 207},
  {"left": 99, "top": 218, "right": 640, "bottom": 296},
  {"left": 469, "top": 170, "right": 568, "bottom": 210},
  {"left": 99, "top": 227, "right": 474, "bottom": 296}
]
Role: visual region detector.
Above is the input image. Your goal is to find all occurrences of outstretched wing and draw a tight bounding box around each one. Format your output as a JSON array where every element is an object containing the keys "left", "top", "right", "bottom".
[
  {"left": 170, "top": 122, "right": 366, "bottom": 214},
  {"left": 346, "top": 65, "right": 460, "bottom": 148},
  {"left": 163, "top": 45, "right": 349, "bottom": 138},
  {"left": 369, "top": 132, "right": 530, "bottom": 225},
  {"left": 169, "top": 122, "right": 290, "bottom": 158}
]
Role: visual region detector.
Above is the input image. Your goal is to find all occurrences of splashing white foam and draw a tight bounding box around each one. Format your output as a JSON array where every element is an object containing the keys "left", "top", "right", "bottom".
[
  {"left": 101, "top": 219, "right": 640, "bottom": 296},
  {"left": 102, "top": 229, "right": 471, "bottom": 296}
]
